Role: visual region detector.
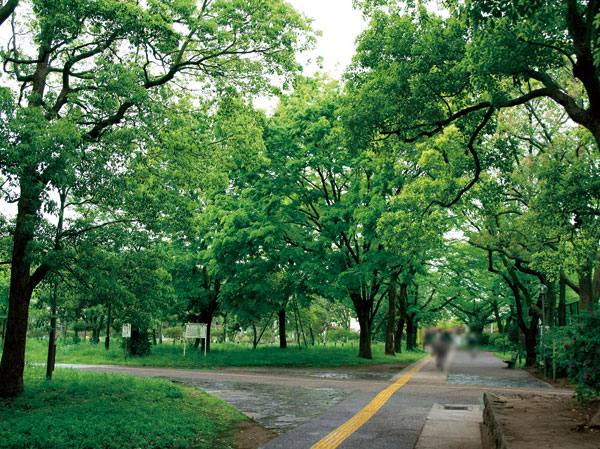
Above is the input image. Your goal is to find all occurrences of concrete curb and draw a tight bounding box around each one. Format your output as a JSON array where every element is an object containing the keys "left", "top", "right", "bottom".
[{"left": 482, "top": 393, "right": 510, "bottom": 449}]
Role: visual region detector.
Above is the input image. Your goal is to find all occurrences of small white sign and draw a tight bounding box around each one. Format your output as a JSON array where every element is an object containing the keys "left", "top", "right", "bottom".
[
  {"left": 122, "top": 323, "right": 131, "bottom": 338},
  {"left": 185, "top": 323, "right": 207, "bottom": 339}
]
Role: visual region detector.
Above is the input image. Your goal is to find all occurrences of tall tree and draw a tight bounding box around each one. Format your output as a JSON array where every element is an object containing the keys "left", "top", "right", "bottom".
[
  {"left": 0, "top": 0, "right": 311, "bottom": 397},
  {"left": 347, "top": 1, "right": 599, "bottom": 205},
  {"left": 264, "top": 76, "right": 426, "bottom": 358}
]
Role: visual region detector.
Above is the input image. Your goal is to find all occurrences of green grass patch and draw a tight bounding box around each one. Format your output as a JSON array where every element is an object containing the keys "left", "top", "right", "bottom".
[
  {"left": 0, "top": 367, "right": 244, "bottom": 449},
  {"left": 23, "top": 339, "right": 425, "bottom": 369}
]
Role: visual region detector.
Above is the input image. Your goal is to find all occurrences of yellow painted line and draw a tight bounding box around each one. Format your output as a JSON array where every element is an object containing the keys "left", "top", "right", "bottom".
[{"left": 311, "top": 356, "right": 432, "bottom": 449}]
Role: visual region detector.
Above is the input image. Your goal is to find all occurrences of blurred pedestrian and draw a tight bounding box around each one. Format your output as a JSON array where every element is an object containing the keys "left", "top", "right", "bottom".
[{"left": 434, "top": 331, "right": 453, "bottom": 369}]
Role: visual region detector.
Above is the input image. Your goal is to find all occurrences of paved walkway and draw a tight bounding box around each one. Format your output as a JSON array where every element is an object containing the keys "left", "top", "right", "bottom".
[
  {"left": 260, "top": 349, "right": 565, "bottom": 449},
  {"left": 73, "top": 349, "right": 570, "bottom": 449}
]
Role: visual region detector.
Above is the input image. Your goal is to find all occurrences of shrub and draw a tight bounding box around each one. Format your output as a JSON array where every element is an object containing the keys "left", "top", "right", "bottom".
[
  {"left": 127, "top": 328, "right": 151, "bottom": 356},
  {"left": 489, "top": 334, "right": 505, "bottom": 347},
  {"left": 478, "top": 332, "right": 492, "bottom": 346},
  {"left": 327, "top": 328, "right": 359, "bottom": 344},
  {"left": 550, "top": 311, "right": 600, "bottom": 398},
  {"left": 163, "top": 326, "right": 183, "bottom": 341},
  {"left": 27, "top": 328, "right": 47, "bottom": 339}
]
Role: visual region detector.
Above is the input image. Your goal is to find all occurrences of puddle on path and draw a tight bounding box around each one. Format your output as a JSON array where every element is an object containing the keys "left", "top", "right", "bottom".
[
  {"left": 446, "top": 373, "right": 549, "bottom": 389},
  {"left": 288, "top": 370, "right": 393, "bottom": 381},
  {"left": 172, "top": 377, "right": 355, "bottom": 433}
]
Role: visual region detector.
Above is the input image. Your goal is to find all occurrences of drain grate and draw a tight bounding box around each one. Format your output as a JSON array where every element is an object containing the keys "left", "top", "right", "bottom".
[{"left": 444, "top": 405, "right": 470, "bottom": 410}]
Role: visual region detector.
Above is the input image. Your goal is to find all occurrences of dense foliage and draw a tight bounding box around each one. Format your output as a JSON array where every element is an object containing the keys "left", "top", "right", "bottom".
[{"left": 551, "top": 312, "right": 600, "bottom": 397}]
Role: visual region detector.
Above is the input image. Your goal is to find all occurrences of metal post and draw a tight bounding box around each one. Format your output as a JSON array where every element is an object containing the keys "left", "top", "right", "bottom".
[{"left": 183, "top": 324, "right": 187, "bottom": 358}]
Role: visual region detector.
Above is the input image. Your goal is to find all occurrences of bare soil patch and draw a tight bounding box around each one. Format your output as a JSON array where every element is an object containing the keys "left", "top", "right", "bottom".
[
  {"left": 234, "top": 420, "right": 277, "bottom": 449},
  {"left": 524, "top": 366, "right": 574, "bottom": 389},
  {"left": 483, "top": 393, "right": 600, "bottom": 449}
]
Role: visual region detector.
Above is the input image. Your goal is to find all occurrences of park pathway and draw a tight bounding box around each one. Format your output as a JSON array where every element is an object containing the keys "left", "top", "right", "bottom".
[
  {"left": 259, "top": 349, "right": 561, "bottom": 449},
  {"left": 74, "top": 349, "right": 571, "bottom": 449}
]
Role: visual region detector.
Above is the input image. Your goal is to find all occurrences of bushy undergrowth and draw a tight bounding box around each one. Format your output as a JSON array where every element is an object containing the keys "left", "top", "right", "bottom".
[
  {"left": 326, "top": 328, "right": 359, "bottom": 344},
  {"left": 22, "top": 339, "right": 424, "bottom": 369},
  {"left": 0, "top": 367, "right": 244, "bottom": 449},
  {"left": 549, "top": 311, "right": 600, "bottom": 398}
]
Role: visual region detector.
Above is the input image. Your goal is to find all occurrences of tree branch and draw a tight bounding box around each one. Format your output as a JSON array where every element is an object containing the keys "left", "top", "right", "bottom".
[{"left": 0, "top": 0, "right": 17, "bottom": 27}]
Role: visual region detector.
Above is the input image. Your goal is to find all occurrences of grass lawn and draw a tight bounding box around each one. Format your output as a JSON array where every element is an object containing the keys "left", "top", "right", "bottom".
[
  {"left": 23, "top": 339, "right": 426, "bottom": 369},
  {"left": 0, "top": 367, "right": 245, "bottom": 449}
]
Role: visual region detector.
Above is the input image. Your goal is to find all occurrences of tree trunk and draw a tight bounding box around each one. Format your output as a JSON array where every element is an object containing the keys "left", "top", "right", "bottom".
[
  {"left": 0, "top": 45, "right": 53, "bottom": 397},
  {"left": 394, "top": 283, "right": 408, "bottom": 353},
  {"left": 193, "top": 297, "right": 218, "bottom": 352},
  {"left": 350, "top": 288, "right": 376, "bottom": 359},
  {"left": 523, "top": 312, "right": 539, "bottom": 367},
  {"left": 197, "top": 316, "right": 215, "bottom": 352},
  {"left": 91, "top": 312, "right": 103, "bottom": 344},
  {"left": 412, "top": 321, "right": 419, "bottom": 349},
  {"left": 278, "top": 308, "right": 287, "bottom": 349},
  {"left": 252, "top": 322, "right": 258, "bottom": 349},
  {"left": 579, "top": 266, "right": 595, "bottom": 312},
  {"left": 405, "top": 286, "right": 418, "bottom": 351},
  {"left": 492, "top": 299, "right": 504, "bottom": 333},
  {"left": 356, "top": 303, "right": 372, "bottom": 359},
  {"left": 546, "top": 281, "right": 556, "bottom": 326},
  {"left": 384, "top": 280, "right": 397, "bottom": 355},
  {"left": 558, "top": 279, "right": 567, "bottom": 327},
  {"left": 406, "top": 316, "right": 416, "bottom": 351},
  {"left": 358, "top": 317, "right": 372, "bottom": 359},
  {"left": 129, "top": 328, "right": 150, "bottom": 356},
  {"left": 46, "top": 290, "right": 57, "bottom": 380},
  {"left": 294, "top": 301, "right": 308, "bottom": 348},
  {"left": 293, "top": 306, "right": 302, "bottom": 350},
  {"left": 394, "top": 317, "right": 405, "bottom": 353},
  {"left": 511, "top": 282, "right": 538, "bottom": 367},
  {"left": 0, "top": 192, "right": 39, "bottom": 398},
  {"left": 62, "top": 319, "right": 68, "bottom": 340}
]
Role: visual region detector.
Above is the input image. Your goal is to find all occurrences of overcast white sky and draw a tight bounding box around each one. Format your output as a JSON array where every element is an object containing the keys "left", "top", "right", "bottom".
[
  {"left": 252, "top": 0, "right": 367, "bottom": 111},
  {"left": 288, "top": 0, "right": 367, "bottom": 78}
]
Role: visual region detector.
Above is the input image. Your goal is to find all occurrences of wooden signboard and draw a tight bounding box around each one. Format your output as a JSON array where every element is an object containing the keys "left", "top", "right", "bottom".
[{"left": 183, "top": 323, "right": 208, "bottom": 358}]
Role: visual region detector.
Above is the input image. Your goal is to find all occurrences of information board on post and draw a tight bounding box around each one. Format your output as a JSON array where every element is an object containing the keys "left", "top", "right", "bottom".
[
  {"left": 185, "top": 323, "right": 207, "bottom": 339},
  {"left": 183, "top": 323, "right": 208, "bottom": 358},
  {"left": 122, "top": 323, "right": 131, "bottom": 360}
]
